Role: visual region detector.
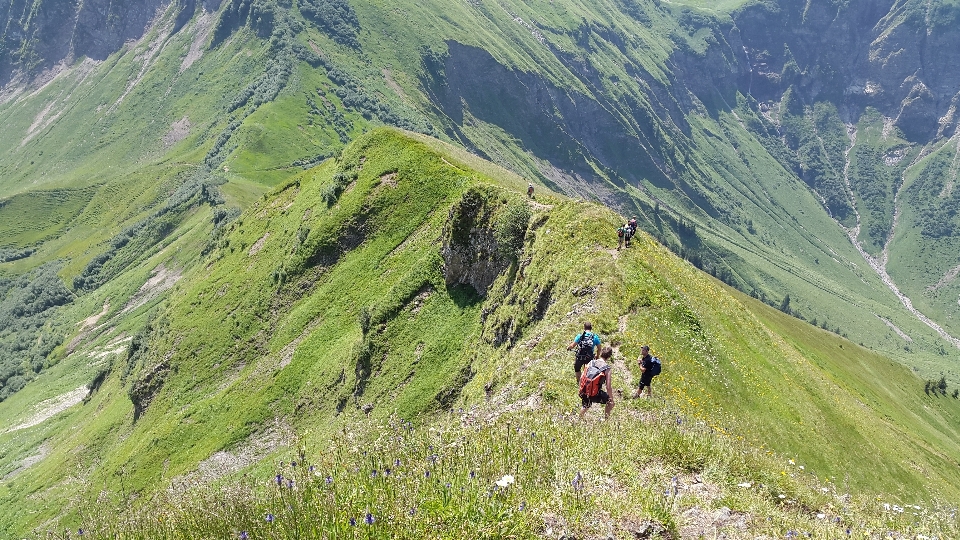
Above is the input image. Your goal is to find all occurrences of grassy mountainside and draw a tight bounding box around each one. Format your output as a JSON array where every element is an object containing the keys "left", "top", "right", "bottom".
[
  {"left": 2, "top": 129, "right": 959, "bottom": 537},
  {"left": 2, "top": 0, "right": 959, "bottom": 390}
]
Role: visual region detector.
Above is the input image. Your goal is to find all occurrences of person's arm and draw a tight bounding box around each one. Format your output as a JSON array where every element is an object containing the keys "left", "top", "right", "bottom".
[
  {"left": 638, "top": 356, "right": 646, "bottom": 372},
  {"left": 567, "top": 334, "right": 579, "bottom": 351},
  {"left": 605, "top": 370, "right": 614, "bottom": 402}
]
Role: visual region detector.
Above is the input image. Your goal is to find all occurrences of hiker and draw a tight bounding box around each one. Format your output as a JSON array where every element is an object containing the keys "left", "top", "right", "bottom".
[
  {"left": 579, "top": 346, "right": 615, "bottom": 420},
  {"left": 617, "top": 224, "right": 626, "bottom": 250},
  {"left": 633, "top": 345, "right": 659, "bottom": 398},
  {"left": 628, "top": 217, "right": 637, "bottom": 236},
  {"left": 567, "top": 322, "right": 601, "bottom": 384},
  {"left": 527, "top": 183, "right": 534, "bottom": 198},
  {"left": 623, "top": 222, "right": 633, "bottom": 248}
]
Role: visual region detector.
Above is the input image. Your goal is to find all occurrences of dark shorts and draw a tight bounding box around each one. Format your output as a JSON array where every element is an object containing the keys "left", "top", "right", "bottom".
[
  {"left": 574, "top": 356, "right": 593, "bottom": 374},
  {"left": 581, "top": 390, "right": 610, "bottom": 408},
  {"left": 638, "top": 371, "right": 654, "bottom": 389}
]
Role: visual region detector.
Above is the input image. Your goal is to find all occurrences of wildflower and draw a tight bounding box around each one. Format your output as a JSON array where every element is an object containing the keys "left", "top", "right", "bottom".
[
  {"left": 846, "top": 528, "right": 851, "bottom": 535},
  {"left": 519, "top": 501, "right": 526, "bottom": 510},
  {"left": 308, "top": 465, "right": 315, "bottom": 473},
  {"left": 469, "top": 470, "right": 476, "bottom": 479},
  {"left": 786, "top": 531, "right": 797, "bottom": 539},
  {"left": 821, "top": 487, "right": 830, "bottom": 493},
  {"left": 425, "top": 470, "right": 430, "bottom": 478},
  {"left": 395, "top": 458, "right": 401, "bottom": 467},
  {"left": 266, "top": 513, "right": 275, "bottom": 523},
  {"left": 287, "top": 479, "right": 295, "bottom": 489},
  {"left": 77, "top": 530, "right": 84, "bottom": 537},
  {"left": 365, "top": 513, "right": 375, "bottom": 525},
  {"left": 816, "top": 513, "right": 825, "bottom": 519},
  {"left": 572, "top": 472, "right": 583, "bottom": 491},
  {"left": 429, "top": 454, "right": 438, "bottom": 464},
  {"left": 384, "top": 467, "right": 391, "bottom": 476},
  {"left": 409, "top": 507, "right": 417, "bottom": 516},
  {"left": 350, "top": 518, "right": 356, "bottom": 527},
  {"left": 445, "top": 482, "right": 451, "bottom": 489},
  {"left": 737, "top": 482, "right": 752, "bottom": 488},
  {"left": 778, "top": 494, "right": 786, "bottom": 499},
  {"left": 291, "top": 461, "right": 297, "bottom": 467},
  {"left": 275, "top": 473, "right": 283, "bottom": 485},
  {"left": 494, "top": 474, "right": 515, "bottom": 487},
  {"left": 239, "top": 532, "right": 249, "bottom": 540},
  {"left": 325, "top": 475, "right": 333, "bottom": 484},
  {"left": 371, "top": 469, "right": 378, "bottom": 478}
]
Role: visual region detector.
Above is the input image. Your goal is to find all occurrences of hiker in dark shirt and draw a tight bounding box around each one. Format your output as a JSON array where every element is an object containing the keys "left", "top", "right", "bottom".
[
  {"left": 567, "top": 322, "right": 601, "bottom": 384},
  {"left": 634, "top": 345, "right": 655, "bottom": 398},
  {"left": 527, "top": 183, "right": 535, "bottom": 198},
  {"left": 628, "top": 217, "right": 637, "bottom": 236},
  {"left": 579, "top": 346, "right": 615, "bottom": 420}
]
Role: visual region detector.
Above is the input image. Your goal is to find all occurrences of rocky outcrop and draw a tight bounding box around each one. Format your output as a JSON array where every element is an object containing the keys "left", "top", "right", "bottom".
[
  {"left": 441, "top": 186, "right": 529, "bottom": 297},
  {"left": 0, "top": 0, "right": 202, "bottom": 87}
]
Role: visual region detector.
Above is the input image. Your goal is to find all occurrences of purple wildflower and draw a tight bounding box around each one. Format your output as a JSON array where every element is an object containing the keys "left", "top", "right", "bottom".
[
  {"left": 239, "top": 532, "right": 249, "bottom": 540},
  {"left": 425, "top": 470, "right": 430, "bottom": 478},
  {"left": 395, "top": 458, "right": 401, "bottom": 467},
  {"left": 265, "top": 513, "right": 275, "bottom": 523},
  {"left": 275, "top": 474, "right": 283, "bottom": 486},
  {"left": 371, "top": 469, "right": 378, "bottom": 478},
  {"left": 469, "top": 470, "right": 475, "bottom": 479},
  {"left": 349, "top": 518, "right": 356, "bottom": 527},
  {"left": 291, "top": 461, "right": 297, "bottom": 467},
  {"left": 365, "top": 513, "right": 375, "bottom": 525},
  {"left": 384, "top": 467, "right": 391, "bottom": 476},
  {"left": 287, "top": 479, "right": 295, "bottom": 489},
  {"left": 77, "top": 529, "right": 84, "bottom": 537},
  {"left": 409, "top": 507, "right": 417, "bottom": 516},
  {"left": 325, "top": 475, "right": 333, "bottom": 484},
  {"left": 308, "top": 465, "right": 315, "bottom": 473},
  {"left": 572, "top": 471, "right": 582, "bottom": 491},
  {"left": 519, "top": 501, "right": 526, "bottom": 511}
]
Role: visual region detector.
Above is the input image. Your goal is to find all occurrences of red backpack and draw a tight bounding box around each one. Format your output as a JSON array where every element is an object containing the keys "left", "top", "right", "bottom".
[{"left": 579, "top": 360, "right": 608, "bottom": 398}]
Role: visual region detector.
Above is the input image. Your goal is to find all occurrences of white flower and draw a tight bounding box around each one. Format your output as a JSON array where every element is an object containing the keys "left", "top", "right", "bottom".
[
  {"left": 778, "top": 494, "right": 786, "bottom": 499},
  {"left": 494, "top": 474, "right": 515, "bottom": 487},
  {"left": 816, "top": 513, "right": 826, "bottom": 519},
  {"left": 788, "top": 459, "right": 796, "bottom": 465},
  {"left": 737, "top": 482, "right": 752, "bottom": 488},
  {"left": 821, "top": 487, "right": 830, "bottom": 493},
  {"left": 798, "top": 465, "right": 805, "bottom": 470}
]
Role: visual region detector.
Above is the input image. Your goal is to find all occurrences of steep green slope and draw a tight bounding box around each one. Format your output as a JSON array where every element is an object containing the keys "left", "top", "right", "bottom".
[
  {"left": 4, "top": 0, "right": 960, "bottom": 403},
  {"left": 2, "top": 129, "right": 959, "bottom": 537}
]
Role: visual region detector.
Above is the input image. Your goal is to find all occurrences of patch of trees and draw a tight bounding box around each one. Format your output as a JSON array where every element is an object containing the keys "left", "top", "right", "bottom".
[
  {"left": 0, "top": 262, "right": 73, "bottom": 401},
  {"left": 910, "top": 154, "right": 960, "bottom": 239},
  {"left": 299, "top": 0, "right": 360, "bottom": 48},
  {"left": 0, "top": 247, "right": 35, "bottom": 263},
  {"left": 326, "top": 68, "right": 435, "bottom": 135},
  {"left": 924, "top": 375, "right": 959, "bottom": 398}
]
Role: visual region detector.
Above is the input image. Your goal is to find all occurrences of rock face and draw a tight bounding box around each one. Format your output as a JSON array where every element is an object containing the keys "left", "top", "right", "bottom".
[
  {"left": 441, "top": 186, "right": 528, "bottom": 297},
  {"left": 731, "top": 0, "right": 960, "bottom": 140},
  {"left": 0, "top": 0, "right": 184, "bottom": 86}
]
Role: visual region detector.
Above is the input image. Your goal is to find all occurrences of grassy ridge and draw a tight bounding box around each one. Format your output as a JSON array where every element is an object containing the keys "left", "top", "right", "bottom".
[{"left": 4, "top": 129, "right": 958, "bottom": 537}]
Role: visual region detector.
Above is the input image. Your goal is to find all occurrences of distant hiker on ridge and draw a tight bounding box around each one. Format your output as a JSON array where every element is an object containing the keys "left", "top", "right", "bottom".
[
  {"left": 579, "top": 346, "right": 615, "bottom": 420},
  {"left": 633, "top": 345, "right": 661, "bottom": 399},
  {"left": 628, "top": 217, "right": 637, "bottom": 237},
  {"left": 623, "top": 222, "right": 633, "bottom": 248},
  {"left": 527, "top": 183, "right": 535, "bottom": 198},
  {"left": 567, "top": 322, "right": 601, "bottom": 384}
]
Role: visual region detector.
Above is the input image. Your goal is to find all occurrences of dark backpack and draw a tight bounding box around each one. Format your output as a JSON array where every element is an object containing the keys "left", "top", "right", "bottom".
[
  {"left": 617, "top": 227, "right": 624, "bottom": 238},
  {"left": 649, "top": 356, "right": 662, "bottom": 376},
  {"left": 579, "top": 360, "right": 608, "bottom": 398},
  {"left": 576, "top": 332, "right": 595, "bottom": 362}
]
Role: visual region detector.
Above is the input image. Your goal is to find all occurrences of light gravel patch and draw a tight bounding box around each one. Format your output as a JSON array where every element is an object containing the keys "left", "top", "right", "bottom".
[
  {"left": 5, "top": 387, "right": 88, "bottom": 433},
  {"left": 122, "top": 264, "right": 182, "bottom": 314}
]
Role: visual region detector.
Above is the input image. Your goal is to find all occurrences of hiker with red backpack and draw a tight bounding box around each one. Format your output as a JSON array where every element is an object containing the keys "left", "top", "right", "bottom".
[
  {"left": 579, "top": 346, "right": 615, "bottom": 420},
  {"left": 567, "top": 322, "right": 601, "bottom": 384},
  {"left": 633, "top": 345, "right": 661, "bottom": 398}
]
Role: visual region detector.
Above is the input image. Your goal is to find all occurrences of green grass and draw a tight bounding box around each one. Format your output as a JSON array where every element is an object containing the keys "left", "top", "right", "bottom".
[{"left": 3, "top": 129, "right": 960, "bottom": 538}]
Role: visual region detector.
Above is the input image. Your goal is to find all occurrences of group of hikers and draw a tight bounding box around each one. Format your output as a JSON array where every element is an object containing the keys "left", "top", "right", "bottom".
[
  {"left": 617, "top": 217, "right": 638, "bottom": 250},
  {"left": 566, "top": 322, "right": 661, "bottom": 420}
]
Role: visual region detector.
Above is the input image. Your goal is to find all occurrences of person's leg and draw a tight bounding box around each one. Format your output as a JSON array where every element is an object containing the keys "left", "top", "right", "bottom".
[
  {"left": 643, "top": 383, "right": 652, "bottom": 397},
  {"left": 604, "top": 400, "right": 614, "bottom": 419}
]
